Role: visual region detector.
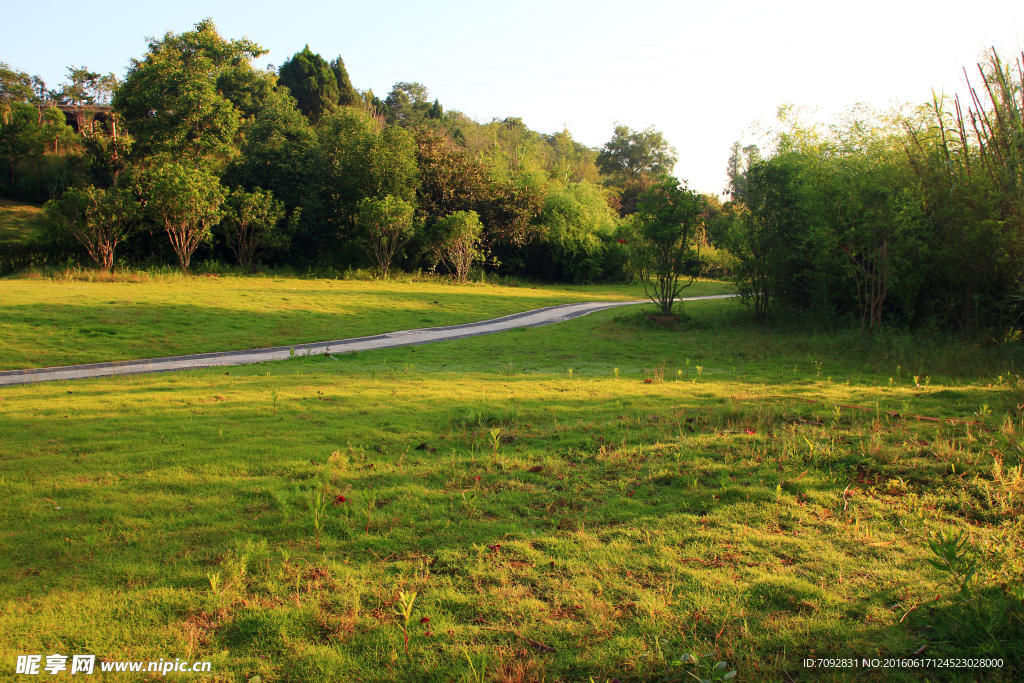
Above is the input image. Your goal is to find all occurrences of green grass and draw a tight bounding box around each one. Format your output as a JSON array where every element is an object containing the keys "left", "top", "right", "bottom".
[
  {"left": 0, "top": 199, "right": 47, "bottom": 244},
  {"left": 1, "top": 295, "right": 1022, "bottom": 682},
  {"left": 0, "top": 275, "right": 727, "bottom": 370}
]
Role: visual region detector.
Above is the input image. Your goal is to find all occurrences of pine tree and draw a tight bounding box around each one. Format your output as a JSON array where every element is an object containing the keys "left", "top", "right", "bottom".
[
  {"left": 330, "top": 57, "right": 357, "bottom": 106},
  {"left": 277, "top": 46, "right": 339, "bottom": 121},
  {"left": 428, "top": 99, "right": 443, "bottom": 120}
]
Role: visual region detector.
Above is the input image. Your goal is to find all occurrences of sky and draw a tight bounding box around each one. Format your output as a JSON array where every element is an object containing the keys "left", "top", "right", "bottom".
[{"left": 2, "top": 0, "right": 1021, "bottom": 194}]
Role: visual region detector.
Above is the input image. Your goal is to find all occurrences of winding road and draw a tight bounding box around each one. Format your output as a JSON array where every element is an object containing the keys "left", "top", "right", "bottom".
[{"left": 0, "top": 295, "right": 736, "bottom": 387}]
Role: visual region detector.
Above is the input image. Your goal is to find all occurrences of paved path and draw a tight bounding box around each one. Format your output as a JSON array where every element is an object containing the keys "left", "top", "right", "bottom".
[{"left": 0, "top": 295, "right": 736, "bottom": 387}]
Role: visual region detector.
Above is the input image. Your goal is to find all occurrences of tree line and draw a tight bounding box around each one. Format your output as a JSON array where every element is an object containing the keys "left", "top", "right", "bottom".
[
  {"left": 714, "top": 49, "right": 1024, "bottom": 333},
  {"left": 1, "top": 19, "right": 701, "bottom": 287},
  {"left": 4, "top": 20, "right": 1021, "bottom": 333}
]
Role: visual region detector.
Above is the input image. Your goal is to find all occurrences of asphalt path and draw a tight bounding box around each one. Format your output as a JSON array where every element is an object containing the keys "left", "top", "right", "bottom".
[{"left": 0, "top": 294, "right": 736, "bottom": 387}]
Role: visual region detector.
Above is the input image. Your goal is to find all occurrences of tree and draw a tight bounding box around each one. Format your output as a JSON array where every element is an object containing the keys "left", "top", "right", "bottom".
[
  {"left": 227, "top": 90, "right": 320, "bottom": 258},
  {"left": 45, "top": 186, "right": 140, "bottom": 271},
  {"left": 597, "top": 124, "right": 677, "bottom": 181},
  {"left": 0, "top": 103, "right": 40, "bottom": 183},
  {"left": 538, "top": 181, "right": 618, "bottom": 282},
  {"left": 38, "top": 107, "right": 75, "bottom": 154},
  {"left": 145, "top": 162, "right": 226, "bottom": 271},
  {"left": 414, "top": 126, "right": 490, "bottom": 223},
  {"left": 384, "top": 82, "right": 430, "bottom": 126},
  {"left": 317, "top": 107, "right": 418, "bottom": 244},
  {"left": 113, "top": 19, "right": 266, "bottom": 158},
  {"left": 724, "top": 141, "right": 761, "bottom": 199},
  {"left": 278, "top": 47, "right": 339, "bottom": 121},
  {"left": 427, "top": 211, "right": 484, "bottom": 283},
  {"left": 724, "top": 158, "right": 803, "bottom": 323},
  {"left": 220, "top": 187, "right": 287, "bottom": 268},
  {"left": 1, "top": 63, "right": 39, "bottom": 113},
  {"left": 82, "top": 114, "right": 133, "bottom": 188},
  {"left": 51, "top": 66, "right": 118, "bottom": 105},
  {"left": 632, "top": 176, "right": 705, "bottom": 315},
  {"left": 355, "top": 195, "right": 416, "bottom": 277},
  {"left": 330, "top": 57, "right": 358, "bottom": 106}
]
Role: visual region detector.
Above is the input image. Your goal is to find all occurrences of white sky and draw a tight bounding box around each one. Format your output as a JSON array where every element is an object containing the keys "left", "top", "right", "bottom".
[{"left": 3, "top": 0, "right": 1021, "bottom": 194}]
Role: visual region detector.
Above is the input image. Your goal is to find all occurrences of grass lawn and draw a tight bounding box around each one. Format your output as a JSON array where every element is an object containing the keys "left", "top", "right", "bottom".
[
  {"left": 1, "top": 292, "right": 1022, "bottom": 682},
  {"left": 0, "top": 276, "right": 728, "bottom": 371},
  {"left": 0, "top": 199, "right": 48, "bottom": 245}
]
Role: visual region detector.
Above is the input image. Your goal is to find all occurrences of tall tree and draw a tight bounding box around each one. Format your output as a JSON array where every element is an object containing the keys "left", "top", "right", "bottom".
[
  {"left": 1, "top": 63, "right": 40, "bottom": 112},
  {"left": 51, "top": 66, "right": 118, "bottom": 105},
  {"left": 330, "top": 57, "right": 358, "bottom": 106},
  {"left": 597, "top": 124, "right": 677, "bottom": 181},
  {"left": 317, "top": 107, "right": 418, "bottom": 242},
  {"left": 724, "top": 141, "right": 761, "bottom": 199},
  {"left": 724, "top": 158, "right": 804, "bottom": 323},
  {"left": 113, "top": 19, "right": 266, "bottom": 159},
  {"left": 278, "top": 47, "right": 339, "bottom": 121}
]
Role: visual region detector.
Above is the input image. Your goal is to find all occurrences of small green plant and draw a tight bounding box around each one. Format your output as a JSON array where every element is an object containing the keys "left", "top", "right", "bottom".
[
  {"left": 306, "top": 490, "right": 329, "bottom": 549},
  {"left": 927, "top": 529, "right": 978, "bottom": 595},
  {"left": 567, "top": 368, "right": 574, "bottom": 379},
  {"left": 289, "top": 346, "right": 295, "bottom": 358},
  {"left": 461, "top": 646, "right": 488, "bottom": 683},
  {"left": 362, "top": 490, "right": 377, "bottom": 534},
  {"left": 271, "top": 390, "right": 279, "bottom": 414},
  {"left": 394, "top": 590, "right": 418, "bottom": 656},
  {"left": 614, "top": 367, "right": 620, "bottom": 379},
  {"left": 829, "top": 405, "right": 842, "bottom": 427},
  {"left": 500, "top": 358, "right": 517, "bottom": 376},
  {"left": 461, "top": 491, "right": 478, "bottom": 521},
  {"left": 657, "top": 636, "right": 736, "bottom": 682},
  {"left": 207, "top": 572, "right": 221, "bottom": 593},
  {"left": 489, "top": 427, "right": 501, "bottom": 455},
  {"left": 694, "top": 365, "right": 704, "bottom": 382}
]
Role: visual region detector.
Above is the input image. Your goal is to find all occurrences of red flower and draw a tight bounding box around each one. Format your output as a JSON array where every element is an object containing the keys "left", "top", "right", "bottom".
[
  {"left": 743, "top": 428, "right": 756, "bottom": 435},
  {"left": 644, "top": 379, "right": 653, "bottom": 384},
  {"left": 488, "top": 543, "right": 502, "bottom": 551},
  {"left": 332, "top": 495, "right": 347, "bottom": 505},
  {"left": 420, "top": 616, "right": 431, "bottom": 624},
  {"left": 617, "top": 239, "right": 628, "bottom": 244},
  {"left": 474, "top": 475, "right": 481, "bottom": 482}
]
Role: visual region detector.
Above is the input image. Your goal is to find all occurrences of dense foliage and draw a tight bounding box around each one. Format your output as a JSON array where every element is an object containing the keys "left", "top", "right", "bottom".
[
  {"left": 6, "top": 22, "right": 1024, "bottom": 335},
  {"left": 718, "top": 50, "right": 1024, "bottom": 332},
  {"left": 2, "top": 20, "right": 682, "bottom": 284}
]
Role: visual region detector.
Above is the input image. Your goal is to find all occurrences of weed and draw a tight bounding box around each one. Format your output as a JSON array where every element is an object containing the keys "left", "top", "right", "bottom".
[
  {"left": 489, "top": 427, "right": 502, "bottom": 455},
  {"left": 306, "top": 490, "right": 329, "bottom": 549},
  {"left": 461, "top": 491, "right": 478, "bottom": 521},
  {"left": 657, "top": 637, "right": 736, "bottom": 682},
  {"left": 928, "top": 529, "right": 978, "bottom": 595},
  {"left": 394, "top": 590, "right": 418, "bottom": 657},
  {"left": 363, "top": 490, "right": 377, "bottom": 534},
  {"left": 271, "top": 390, "right": 279, "bottom": 414},
  {"left": 461, "top": 646, "right": 488, "bottom": 683}
]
